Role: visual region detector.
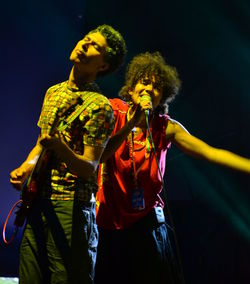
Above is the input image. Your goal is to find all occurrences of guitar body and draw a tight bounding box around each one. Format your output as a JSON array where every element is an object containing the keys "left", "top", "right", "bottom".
[
  {"left": 14, "top": 180, "right": 38, "bottom": 227},
  {"left": 3, "top": 96, "right": 90, "bottom": 244},
  {"left": 14, "top": 150, "right": 52, "bottom": 227},
  {"left": 13, "top": 99, "right": 80, "bottom": 228},
  {"left": 3, "top": 149, "right": 52, "bottom": 244}
]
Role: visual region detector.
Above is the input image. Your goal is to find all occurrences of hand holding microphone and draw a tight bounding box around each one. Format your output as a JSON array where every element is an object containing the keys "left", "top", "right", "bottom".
[
  {"left": 130, "top": 94, "right": 152, "bottom": 128},
  {"left": 140, "top": 94, "right": 152, "bottom": 117}
]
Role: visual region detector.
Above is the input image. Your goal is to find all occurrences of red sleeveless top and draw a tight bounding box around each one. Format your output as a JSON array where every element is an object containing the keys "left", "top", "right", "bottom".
[{"left": 96, "top": 98, "right": 171, "bottom": 229}]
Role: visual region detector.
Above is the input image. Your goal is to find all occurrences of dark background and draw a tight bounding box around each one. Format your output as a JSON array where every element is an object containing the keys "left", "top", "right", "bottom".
[{"left": 1, "top": 0, "right": 250, "bottom": 283}]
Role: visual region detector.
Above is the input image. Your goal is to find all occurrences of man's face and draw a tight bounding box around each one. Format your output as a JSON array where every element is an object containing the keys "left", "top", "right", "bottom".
[
  {"left": 129, "top": 76, "right": 163, "bottom": 109},
  {"left": 70, "top": 32, "right": 109, "bottom": 74}
]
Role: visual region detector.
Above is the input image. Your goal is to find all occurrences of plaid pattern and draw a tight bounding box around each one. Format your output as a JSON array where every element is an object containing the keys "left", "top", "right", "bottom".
[{"left": 37, "top": 81, "right": 114, "bottom": 201}]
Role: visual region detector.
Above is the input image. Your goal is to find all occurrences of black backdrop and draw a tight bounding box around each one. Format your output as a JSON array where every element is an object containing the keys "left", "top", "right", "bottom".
[{"left": 1, "top": 0, "right": 250, "bottom": 283}]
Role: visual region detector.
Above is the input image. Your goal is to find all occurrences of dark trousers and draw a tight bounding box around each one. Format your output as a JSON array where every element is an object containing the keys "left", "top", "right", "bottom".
[
  {"left": 95, "top": 208, "right": 176, "bottom": 284},
  {"left": 19, "top": 199, "right": 98, "bottom": 284}
]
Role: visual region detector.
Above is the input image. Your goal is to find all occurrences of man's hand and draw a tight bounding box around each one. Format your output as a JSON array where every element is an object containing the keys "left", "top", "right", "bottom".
[
  {"left": 10, "top": 165, "right": 31, "bottom": 191},
  {"left": 10, "top": 137, "right": 43, "bottom": 191},
  {"left": 39, "top": 134, "right": 65, "bottom": 157}
]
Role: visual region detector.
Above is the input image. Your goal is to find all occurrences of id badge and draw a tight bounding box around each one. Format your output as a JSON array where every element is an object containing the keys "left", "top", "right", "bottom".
[
  {"left": 131, "top": 188, "right": 145, "bottom": 210},
  {"left": 154, "top": 207, "right": 165, "bottom": 223}
]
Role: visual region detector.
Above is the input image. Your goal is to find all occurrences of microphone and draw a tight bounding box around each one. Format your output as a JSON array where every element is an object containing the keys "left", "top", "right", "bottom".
[{"left": 140, "top": 94, "right": 152, "bottom": 117}]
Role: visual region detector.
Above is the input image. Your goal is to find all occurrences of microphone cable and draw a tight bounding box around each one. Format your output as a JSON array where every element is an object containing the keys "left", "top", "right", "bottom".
[{"left": 145, "top": 112, "right": 186, "bottom": 284}]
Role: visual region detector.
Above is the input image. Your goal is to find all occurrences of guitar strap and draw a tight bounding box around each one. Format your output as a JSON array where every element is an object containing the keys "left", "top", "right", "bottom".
[{"left": 57, "top": 91, "right": 101, "bottom": 132}]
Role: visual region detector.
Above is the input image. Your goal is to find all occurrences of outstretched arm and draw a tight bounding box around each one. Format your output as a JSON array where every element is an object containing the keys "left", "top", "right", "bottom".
[{"left": 166, "top": 118, "right": 250, "bottom": 174}]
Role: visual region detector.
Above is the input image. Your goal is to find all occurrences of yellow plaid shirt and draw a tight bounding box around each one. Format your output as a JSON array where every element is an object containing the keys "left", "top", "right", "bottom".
[{"left": 37, "top": 81, "right": 114, "bottom": 201}]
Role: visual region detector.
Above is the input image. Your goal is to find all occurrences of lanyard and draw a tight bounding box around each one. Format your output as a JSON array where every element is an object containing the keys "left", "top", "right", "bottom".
[{"left": 128, "top": 129, "right": 152, "bottom": 189}]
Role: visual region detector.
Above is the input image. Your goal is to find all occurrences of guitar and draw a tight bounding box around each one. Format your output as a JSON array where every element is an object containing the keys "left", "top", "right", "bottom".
[
  {"left": 3, "top": 98, "right": 80, "bottom": 244},
  {"left": 13, "top": 114, "right": 62, "bottom": 227}
]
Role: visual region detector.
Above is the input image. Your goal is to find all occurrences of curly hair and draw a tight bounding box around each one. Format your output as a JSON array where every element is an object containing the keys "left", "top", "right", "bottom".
[
  {"left": 89, "top": 24, "right": 127, "bottom": 76},
  {"left": 119, "top": 52, "right": 181, "bottom": 113}
]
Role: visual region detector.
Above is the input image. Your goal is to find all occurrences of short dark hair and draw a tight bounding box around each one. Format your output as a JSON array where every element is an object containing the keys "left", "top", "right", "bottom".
[
  {"left": 119, "top": 52, "right": 181, "bottom": 113},
  {"left": 89, "top": 24, "right": 127, "bottom": 75}
]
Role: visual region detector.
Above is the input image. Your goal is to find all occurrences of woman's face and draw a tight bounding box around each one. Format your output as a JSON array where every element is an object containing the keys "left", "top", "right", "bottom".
[{"left": 129, "top": 76, "right": 163, "bottom": 110}]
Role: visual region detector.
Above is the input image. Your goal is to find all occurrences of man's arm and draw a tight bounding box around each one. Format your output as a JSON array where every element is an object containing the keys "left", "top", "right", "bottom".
[
  {"left": 10, "top": 136, "right": 42, "bottom": 190},
  {"left": 40, "top": 135, "right": 104, "bottom": 180},
  {"left": 166, "top": 118, "right": 250, "bottom": 174}
]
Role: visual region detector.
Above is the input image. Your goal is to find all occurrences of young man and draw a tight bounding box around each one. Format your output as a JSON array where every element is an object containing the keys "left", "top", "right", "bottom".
[
  {"left": 95, "top": 52, "right": 250, "bottom": 284},
  {"left": 10, "top": 24, "right": 126, "bottom": 284}
]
